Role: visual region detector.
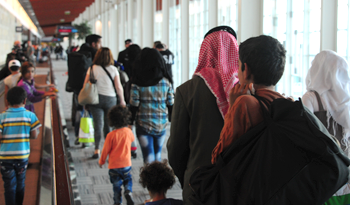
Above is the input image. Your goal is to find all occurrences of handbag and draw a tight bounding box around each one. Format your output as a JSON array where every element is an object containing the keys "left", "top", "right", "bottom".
[
  {"left": 78, "top": 108, "right": 95, "bottom": 143},
  {"left": 78, "top": 65, "right": 99, "bottom": 105}
]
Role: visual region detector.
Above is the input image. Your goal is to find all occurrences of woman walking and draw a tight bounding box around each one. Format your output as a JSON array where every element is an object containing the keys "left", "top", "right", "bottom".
[
  {"left": 83, "top": 47, "right": 126, "bottom": 158},
  {"left": 129, "top": 48, "right": 174, "bottom": 164}
]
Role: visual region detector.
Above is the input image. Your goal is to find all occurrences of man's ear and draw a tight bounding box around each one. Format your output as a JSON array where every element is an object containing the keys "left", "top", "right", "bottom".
[
  {"left": 243, "top": 63, "right": 252, "bottom": 80},
  {"left": 91, "top": 42, "right": 96, "bottom": 48},
  {"left": 23, "top": 98, "right": 26, "bottom": 105}
]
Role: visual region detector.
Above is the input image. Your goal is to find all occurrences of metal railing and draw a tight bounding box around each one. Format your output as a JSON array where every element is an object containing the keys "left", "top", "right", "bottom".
[{"left": 47, "top": 56, "right": 74, "bottom": 205}]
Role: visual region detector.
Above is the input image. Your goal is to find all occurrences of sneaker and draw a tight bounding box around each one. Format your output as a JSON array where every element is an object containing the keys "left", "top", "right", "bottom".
[
  {"left": 124, "top": 191, "right": 134, "bottom": 205},
  {"left": 131, "top": 151, "right": 137, "bottom": 159},
  {"left": 75, "top": 138, "right": 80, "bottom": 145},
  {"left": 91, "top": 153, "right": 99, "bottom": 159}
]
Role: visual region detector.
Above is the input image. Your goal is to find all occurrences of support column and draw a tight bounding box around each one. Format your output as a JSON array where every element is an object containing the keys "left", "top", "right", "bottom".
[
  {"left": 208, "top": 0, "right": 218, "bottom": 29},
  {"left": 136, "top": 0, "right": 142, "bottom": 45},
  {"left": 110, "top": 6, "right": 119, "bottom": 56},
  {"left": 181, "top": 0, "right": 189, "bottom": 82},
  {"left": 120, "top": 1, "right": 126, "bottom": 48},
  {"left": 237, "top": 0, "right": 263, "bottom": 43},
  {"left": 321, "top": 0, "right": 337, "bottom": 51},
  {"left": 162, "top": 0, "right": 170, "bottom": 46},
  {"left": 127, "top": 0, "right": 134, "bottom": 39},
  {"left": 142, "top": 0, "right": 154, "bottom": 47}
]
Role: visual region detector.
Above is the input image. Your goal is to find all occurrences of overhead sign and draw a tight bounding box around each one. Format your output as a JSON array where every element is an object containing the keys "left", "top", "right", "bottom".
[
  {"left": 16, "top": 26, "right": 23, "bottom": 33},
  {"left": 57, "top": 26, "right": 77, "bottom": 33}
]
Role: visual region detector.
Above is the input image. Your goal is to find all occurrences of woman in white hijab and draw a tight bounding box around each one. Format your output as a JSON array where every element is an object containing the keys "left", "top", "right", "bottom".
[{"left": 302, "top": 50, "right": 350, "bottom": 204}]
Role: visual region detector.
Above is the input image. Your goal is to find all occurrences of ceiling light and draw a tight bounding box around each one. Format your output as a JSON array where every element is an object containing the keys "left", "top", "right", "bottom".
[
  {"left": 60, "top": 19, "right": 65, "bottom": 22},
  {"left": 64, "top": 11, "right": 71, "bottom": 15}
]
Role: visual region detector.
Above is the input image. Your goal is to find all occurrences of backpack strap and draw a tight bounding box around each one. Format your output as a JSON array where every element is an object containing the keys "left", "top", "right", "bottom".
[
  {"left": 253, "top": 95, "right": 272, "bottom": 123},
  {"left": 311, "top": 91, "right": 325, "bottom": 111},
  {"left": 101, "top": 65, "right": 117, "bottom": 95}
]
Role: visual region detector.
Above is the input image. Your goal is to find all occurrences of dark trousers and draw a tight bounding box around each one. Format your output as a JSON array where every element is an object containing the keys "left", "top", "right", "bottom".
[
  {"left": 109, "top": 166, "right": 133, "bottom": 205},
  {"left": 0, "top": 160, "right": 28, "bottom": 205}
]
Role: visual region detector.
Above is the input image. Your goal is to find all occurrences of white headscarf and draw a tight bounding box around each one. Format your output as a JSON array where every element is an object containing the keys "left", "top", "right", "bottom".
[{"left": 305, "top": 50, "right": 350, "bottom": 139}]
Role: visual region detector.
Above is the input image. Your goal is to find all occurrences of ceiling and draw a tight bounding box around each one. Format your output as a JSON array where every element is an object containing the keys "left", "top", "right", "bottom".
[{"left": 20, "top": 0, "right": 95, "bottom": 37}]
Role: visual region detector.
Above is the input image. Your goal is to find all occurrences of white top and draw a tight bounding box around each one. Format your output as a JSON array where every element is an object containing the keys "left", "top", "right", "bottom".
[
  {"left": 302, "top": 91, "right": 327, "bottom": 113},
  {"left": 87, "top": 64, "right": 119, "bottom": 97},
  {"left": 4, "top": 73, "right": 21, "bottom": 89}
]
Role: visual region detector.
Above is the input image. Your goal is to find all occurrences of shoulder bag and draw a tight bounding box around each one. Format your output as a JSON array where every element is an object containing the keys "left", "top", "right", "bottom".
[{"left": 78, "top": 65, "right": 99, "bottom": 105}]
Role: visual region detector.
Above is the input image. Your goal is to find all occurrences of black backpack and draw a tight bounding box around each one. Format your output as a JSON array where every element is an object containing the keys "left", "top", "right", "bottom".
[
  {"left": 67, "top": 51, "right": 92, "bottom": 92},
  {"left": 189, "top": 96, "right": 350, "bottom": 205}
]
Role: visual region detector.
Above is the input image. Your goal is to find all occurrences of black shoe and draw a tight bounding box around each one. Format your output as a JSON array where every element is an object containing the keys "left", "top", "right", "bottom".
[
  {"left": 124, "top": 191, "right": 134, "bottom": 205},
  {"left": 91, "top": 153, "right": 99, "bottom": 159},
  {"left": 75, "top": 138, "right": 80, "bottom": 145},
  {"left": 131, "top": 151, "right": 137, "bottom": 159}
]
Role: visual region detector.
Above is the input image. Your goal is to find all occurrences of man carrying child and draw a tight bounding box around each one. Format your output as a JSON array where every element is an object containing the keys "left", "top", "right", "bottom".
[{"left": 0, "top": 87, "right": 41, "bottom": 205}]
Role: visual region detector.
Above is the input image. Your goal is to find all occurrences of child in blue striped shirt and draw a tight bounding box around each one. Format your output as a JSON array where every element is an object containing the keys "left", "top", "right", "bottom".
[{"left": 0, "top": 87, "right": 41, "bottom": 205}]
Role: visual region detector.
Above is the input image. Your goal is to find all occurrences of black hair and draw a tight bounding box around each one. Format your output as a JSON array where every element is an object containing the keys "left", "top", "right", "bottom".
[
  {"left": 125, "top": 39, "right": 132, "bottom": 44},
  {"left": 139, "top": 160, "right": 176, "bottom": 194},
  {"left": 133, "top": 48, "right": 173, "bottom": 86},
  {"left": 9, "top": 66, "right": 20, "bottom": 72},
  {"left": 155, "top": 43, "right": 164, "bottom": 49},
  {"left": 239, "top": 35, "right": 286, "bottom": 86},
  {"left": 86, "top": 34, "right": 102, "bottom": 45},
  {"left": 126, "top": 44, "right": 142, "bottom": 63},
  {"left": 204, "top": 25, "right": 237, "bottom": 39},
  {"left": 7, "top": 87, "right": 27, "bottom": 105},
  {"left": 108, "top": 105, "right": 131, "bottom": 129},
  {"left": 153, "top": 41, "right": 162, "bottom": 47}
]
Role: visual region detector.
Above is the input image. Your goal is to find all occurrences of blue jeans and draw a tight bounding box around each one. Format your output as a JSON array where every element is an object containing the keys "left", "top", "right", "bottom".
[
  {"left": 0, "top": 160, "right": 28, "bottom": 205},
  {"left": 136, "top": 126, "right": 166, "bottom": 164},
  {"left": 109, "top": 166, "right": 133, "bottom": 205}
]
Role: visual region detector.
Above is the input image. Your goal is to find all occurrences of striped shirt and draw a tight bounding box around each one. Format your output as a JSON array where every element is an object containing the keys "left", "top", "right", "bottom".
[
  {"left": 130, "top": 78, "right": 174, "bottom": 135},
  {"left": 0, "top": 107, "right": 41, "bottom": 160}
]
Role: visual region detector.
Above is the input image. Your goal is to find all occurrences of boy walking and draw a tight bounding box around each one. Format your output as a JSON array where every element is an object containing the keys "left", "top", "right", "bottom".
[
  {"left": 99, "top": 105, "right": 135, "bottom": 205},
  {"left": 0, "top": 87, "right": 41, "bottom": 205},
  {"left": 4, "top": 60, "right": 21, "bottom": 108}
]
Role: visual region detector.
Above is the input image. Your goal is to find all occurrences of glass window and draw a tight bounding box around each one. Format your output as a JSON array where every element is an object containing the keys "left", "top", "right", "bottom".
[
  {"left": 337, "top": 0, "right": 350, "bottom": 61},
  {"left": 154, "top": 0, "right": 163, "bottom": 42},
  {"left": 263, "top": 0, "right": 321, "bottom": 98},
  {"left": 218, "top": 0, "right": 238, "bottom": 30},
  {"left": 189, "top": 0, "right": 209, "bottom": 76},
  {"left": 169, "top": 0, "right": 182, "bottom": 89},
  {"left": 133, "top": 0, "right": 138, "bottom": 42}
]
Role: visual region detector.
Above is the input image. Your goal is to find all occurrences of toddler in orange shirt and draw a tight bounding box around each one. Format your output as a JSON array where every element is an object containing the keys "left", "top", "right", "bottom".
[{"left": 99, "top": 105, "right": 135, "bottom": 205}]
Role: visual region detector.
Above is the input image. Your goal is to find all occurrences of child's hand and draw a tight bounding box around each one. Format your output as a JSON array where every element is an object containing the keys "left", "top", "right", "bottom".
[
  {"left": 99, "top": 163, "right": 103, "bottom": 168},
  {"left": 229, "top": 83, "right": 254, "bottom": 107},
  {"left": 49, "top": 87, "right": 59, "bottom": 93}
]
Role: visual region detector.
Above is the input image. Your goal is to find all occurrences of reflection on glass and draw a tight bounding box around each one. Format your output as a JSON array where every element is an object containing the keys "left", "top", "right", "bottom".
[
  {"left": 337, "top": 0, "right": 350, "bottom": 62},
  {"left": 218, "top": 0, "right": 238, "bottom": 30},
  {"left": 263, "top": 0, "right": 321, "bottom": 98},
  {"left": 169, "top": 0, "right": 182, "bottom": 89},
  {"left": 189, "top": 0, "right": 208, "bottom": 76}
]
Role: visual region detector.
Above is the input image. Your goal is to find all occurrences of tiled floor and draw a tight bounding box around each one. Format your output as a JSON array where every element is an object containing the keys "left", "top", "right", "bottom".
[{"left": 52, "top": 59, "right": 182, "bottom": 205}]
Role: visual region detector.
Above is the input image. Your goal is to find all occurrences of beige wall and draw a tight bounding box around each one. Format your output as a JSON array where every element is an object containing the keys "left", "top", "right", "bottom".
[{"left": 0, "top": 4, "right": 19, "bottom": 65}]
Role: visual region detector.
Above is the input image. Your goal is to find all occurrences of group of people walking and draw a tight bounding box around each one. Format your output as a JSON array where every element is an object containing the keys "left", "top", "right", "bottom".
[{"left": 2, "top": 24, "right": 350, "bottom": 205}]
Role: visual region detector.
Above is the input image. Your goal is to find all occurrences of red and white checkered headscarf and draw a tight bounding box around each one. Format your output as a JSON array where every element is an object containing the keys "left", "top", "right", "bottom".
[{"left": 193, "top": 30, "right": 239, "bottom": 118}]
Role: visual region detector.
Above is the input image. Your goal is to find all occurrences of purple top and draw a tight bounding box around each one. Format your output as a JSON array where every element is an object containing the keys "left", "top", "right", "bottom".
[{"left": 17, "top": 79, "right": 44, "bottom": 112}]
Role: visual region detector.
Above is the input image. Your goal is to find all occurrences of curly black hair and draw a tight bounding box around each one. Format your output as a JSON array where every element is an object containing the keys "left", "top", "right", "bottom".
[
  {"left": 108, "top": 105, "right": 131, "bottom": 129},
  {"left": 139, "top": 160, "right": 176, "bottom": 194}
]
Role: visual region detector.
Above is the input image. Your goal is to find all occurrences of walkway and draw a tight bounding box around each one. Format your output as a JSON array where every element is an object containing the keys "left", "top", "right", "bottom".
[{"left": 52, "top": 59, "right": 182, "bottom": 205}]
